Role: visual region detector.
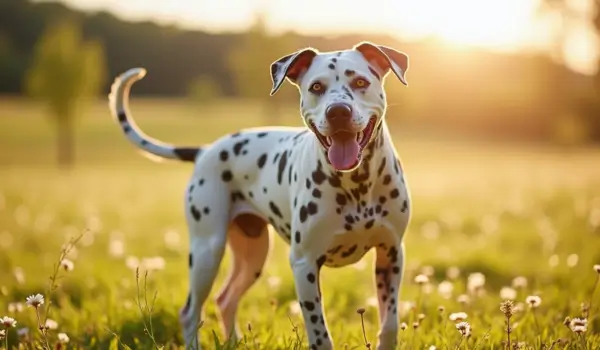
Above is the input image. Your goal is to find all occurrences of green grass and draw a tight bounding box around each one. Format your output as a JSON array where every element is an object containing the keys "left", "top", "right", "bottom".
[{"left": 1, "top": 97, "right": 600, "bottom": 349}]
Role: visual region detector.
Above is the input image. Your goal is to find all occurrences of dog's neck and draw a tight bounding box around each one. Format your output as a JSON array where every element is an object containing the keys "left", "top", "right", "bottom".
[{"left": 316, "top": 122, "right": 395, "bottom": 189}]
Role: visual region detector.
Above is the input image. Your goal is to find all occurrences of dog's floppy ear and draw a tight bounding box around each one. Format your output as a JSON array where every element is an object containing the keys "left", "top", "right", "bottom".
[
  {"left": 354, "top": 42, "right": 409, "bottom": 86},
  {"left": 270, "top": 48, "right": 318, "bottom": 95}
]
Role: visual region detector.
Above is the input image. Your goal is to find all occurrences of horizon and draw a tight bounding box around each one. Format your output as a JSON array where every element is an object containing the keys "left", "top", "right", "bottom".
[{"left": 36, "top": 0, "right": 600, "bottom": 76}]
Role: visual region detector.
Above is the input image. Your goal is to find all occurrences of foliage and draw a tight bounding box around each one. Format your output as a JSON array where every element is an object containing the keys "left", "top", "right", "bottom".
[{"left": 25, "top": 20, "right": 105, "bottom": 120}]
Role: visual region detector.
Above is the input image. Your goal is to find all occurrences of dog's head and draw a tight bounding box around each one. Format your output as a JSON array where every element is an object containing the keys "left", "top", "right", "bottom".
[{"left": 270, "top": 42, "right": 409, "bottom": 172}]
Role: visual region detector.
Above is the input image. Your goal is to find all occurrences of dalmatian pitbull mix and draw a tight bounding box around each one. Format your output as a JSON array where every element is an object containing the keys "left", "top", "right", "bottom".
[{"left": 109, "top": 41, "right": 411, "bottom": 350}]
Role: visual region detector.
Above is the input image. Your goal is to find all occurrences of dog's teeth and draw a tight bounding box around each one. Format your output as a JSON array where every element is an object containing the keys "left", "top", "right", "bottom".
[{"left": 327, "top": 137, "right": 332, "bottom": 146}]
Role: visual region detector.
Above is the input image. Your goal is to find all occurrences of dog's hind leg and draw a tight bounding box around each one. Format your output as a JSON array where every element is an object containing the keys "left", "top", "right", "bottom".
[
  {"left": 180, "top": 180, "right": 231, "bottom": 350},
  {"left": 215, "top": 214, "right": 270, "bottom": 341}
]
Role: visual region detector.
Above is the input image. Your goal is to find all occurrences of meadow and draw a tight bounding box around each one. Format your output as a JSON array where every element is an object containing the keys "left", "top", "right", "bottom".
[{"left": 0, "top": 97, "right": 599, "bottom": 349}]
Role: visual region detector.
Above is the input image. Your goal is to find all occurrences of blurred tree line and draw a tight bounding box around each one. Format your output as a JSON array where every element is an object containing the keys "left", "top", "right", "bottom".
[{"left": 1, "top": 0, "right": 600, "bottom": 147}]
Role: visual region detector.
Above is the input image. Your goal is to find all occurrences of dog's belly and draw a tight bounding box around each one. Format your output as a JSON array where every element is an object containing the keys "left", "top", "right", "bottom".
[{"left": 323, "top": 227, "right": 392, "bottom": 267}]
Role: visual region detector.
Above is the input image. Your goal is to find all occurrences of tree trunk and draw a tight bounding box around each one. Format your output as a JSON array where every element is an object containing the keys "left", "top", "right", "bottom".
[{"left": 56, "top": 119, "right": 74, "bottom": 168}]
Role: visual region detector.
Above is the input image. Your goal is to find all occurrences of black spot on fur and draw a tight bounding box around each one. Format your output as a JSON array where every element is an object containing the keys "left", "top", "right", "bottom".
[
  {"left": 174, "top": 147, "right": 200, "bottom": 162},
  {"left": 316, "top": 255, "right": 326, "bottom": 268},
  {"left": 390, "top": 188, "right": 400, "bottom": 198},
  {"left": 257, "top": 132, "right": 268, "bottom": 138},
  {"left": 188, "top": 253, "right": 192, "bottom": 267},
  {"left": 401, "top": 200, "right": 408, "bottom": 212},
  {"left": 203, "top": 207, "right": 210, "bottom": 214},
  {"left": 383, "top": 174, "right": 392, "bottom": 185},
  {"left": 393, "top": 266, "right": 400, "bottom": 274},
  {"left": 269, "top": 201, "right": 283, "bottom": 219},
  {"left": 331, "top": 58, "right": 337, "bottom": 63},
  {"left": 365, "top": 219, "right": 375, "bottom": 229},
  {"left": 328, "top": 63, "right": 335, "bottom": 69},
  {"left": 304, "top": 301, "right": 315, "bottom": 311},
  {"left": 257, "top": 153, "right": 267, "bottom": 169},
  {"left": 306, "top": 179, "right": 311, "bottom": 189},
  {"left": 233, "top": 139, "right": 250, "bottom": 156},
  {"left": 198, "top": 178, "right": 204, "bottom": 186},
  {"left": 377, "top": 157, "right": 386, "bottom": 177},
  {"left": 310, "top": 315, "right": 319, "bottom": 323},
  {"left": 379, "top": 93, "right": 384, "bottom": 99},
  {"left": 341, "top": 245, "right": 358, "bottom": 258},
  {"left": 295, "top": 231, "right": 301, "bottom": 244},
  {"left": 231, "top": 191, "right": 245, "bottom": 202},
  {"left": 312, "top": 188, "right": 321, "bottom": 198},
  {"left": 344, "top": 69, "right": 355, "bottom": 77},
  {"left": 190, "top": 205, "right": 201, "bottom": 221},
  {"left": 307, "top": 202, "right": 318, "bottom": 215},
  {"left": 336, "top": 193, "right": 347, "bottom": 206},
  {"left": 277, "top": 150, "right": 288, "bottom": 185},
  {"left": 222, "top": 170, "right": 233, "bottom": 182},
  {"left": 299, "top": 206, "right": 308, "bottom": 223},
  {"left": 379, "top": 196, "right": 387, "bottom": 204},
  {"left": 307, "top": 273, "right": 316, "bottom": 283},
  {"left": 345, "top": 215, "right": 354, "bottom": 224},
  {"left": 117, "top": 111, "right": 127, "bottom": 123},
  {"left": 219, "top": 150, "right": 229, "bottom": 161}
]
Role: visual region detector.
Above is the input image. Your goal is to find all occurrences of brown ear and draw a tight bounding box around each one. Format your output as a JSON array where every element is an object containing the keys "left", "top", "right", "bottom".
[
  {"left": 270, "top": 48, "right": 318, "bottom": 95},
  {"left": 354, "top": 42, "right": 409, "bottom": 86}
]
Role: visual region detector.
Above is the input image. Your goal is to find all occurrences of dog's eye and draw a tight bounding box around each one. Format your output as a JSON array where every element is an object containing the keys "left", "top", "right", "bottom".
[
  {"left": 351, "top": 78, "right": 370, "bottom": 89},
  {"left": 309, "top": 82, "right": 325, "bottom": 94}
]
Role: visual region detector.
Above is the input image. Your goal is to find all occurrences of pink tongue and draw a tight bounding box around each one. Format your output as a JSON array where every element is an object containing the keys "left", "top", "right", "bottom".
[{"left": 327, "top": 133, "right": 360, "bottom": 170}]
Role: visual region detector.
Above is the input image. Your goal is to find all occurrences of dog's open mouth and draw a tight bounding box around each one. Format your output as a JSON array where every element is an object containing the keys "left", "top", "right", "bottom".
[{"left": 310, "top": 116, "right": 377, "bottom": 171}]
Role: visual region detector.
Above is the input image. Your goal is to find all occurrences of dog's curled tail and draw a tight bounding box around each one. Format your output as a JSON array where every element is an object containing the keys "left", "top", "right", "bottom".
[{"left": 108, "top": 68, "right": 201, "bottom": 163}]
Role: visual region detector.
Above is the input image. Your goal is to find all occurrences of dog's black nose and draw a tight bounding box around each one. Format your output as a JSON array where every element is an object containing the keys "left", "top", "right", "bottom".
[{"left": 325, "top": 103, "right": 352, "bottom": 122}]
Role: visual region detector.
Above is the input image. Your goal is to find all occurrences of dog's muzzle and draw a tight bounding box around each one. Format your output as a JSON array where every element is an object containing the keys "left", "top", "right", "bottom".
[{"left": 310, "top": 103, "right": 377, "bottom": 172}]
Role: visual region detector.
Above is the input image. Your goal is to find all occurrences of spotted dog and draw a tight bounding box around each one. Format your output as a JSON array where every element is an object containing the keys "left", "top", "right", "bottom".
[{"left": 109, "top": 41, "right": 411, "bottom": 350}]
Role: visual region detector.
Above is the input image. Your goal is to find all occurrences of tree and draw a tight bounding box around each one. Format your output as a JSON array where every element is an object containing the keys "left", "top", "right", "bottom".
[
  {"left": 227, "top": 14, "right": 299, "bottom": 125},
  {"left": 25, "top": 20, "right": 106, "bottom": 168}
]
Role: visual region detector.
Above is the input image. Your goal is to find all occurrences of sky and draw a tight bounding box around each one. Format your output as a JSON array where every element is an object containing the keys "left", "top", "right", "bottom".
[{"left": 43, "top": 0, "right": 599, "bottom": 75}]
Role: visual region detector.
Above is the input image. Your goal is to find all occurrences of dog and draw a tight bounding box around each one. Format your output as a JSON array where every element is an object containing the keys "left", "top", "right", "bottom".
[{"left": 108, "top": 41, "right": 411, "bottom": 350}]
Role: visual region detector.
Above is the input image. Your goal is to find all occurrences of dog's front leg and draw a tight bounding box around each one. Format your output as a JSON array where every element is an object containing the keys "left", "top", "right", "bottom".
[
  {"left": 290, "top": 249, "right": 332, "bottom": 350},
  {"left": 374, "top": 241, "right": 405, "bottom": 350}
]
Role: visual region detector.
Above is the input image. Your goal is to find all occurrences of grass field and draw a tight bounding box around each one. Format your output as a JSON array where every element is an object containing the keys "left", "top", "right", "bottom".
[{"left": 1, "top": 97, "right": 600, "bottom": 349}]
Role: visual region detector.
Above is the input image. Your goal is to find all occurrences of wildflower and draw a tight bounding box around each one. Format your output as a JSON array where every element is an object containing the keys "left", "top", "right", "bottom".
[
  {"left": 25, "top": 294, "right": 44, "bottom": 308},
  {"left": 0, "top": 329, "right": 5, "bottom": 340},
  {"left": 569, "top": 318, "right": 587, "bottom": 334},
  {"left": 438, "top": 306, "right": 445, "bottom": 314},
  {"left": 437, "top": 280, "right": 454, "bottom": 299},
  {"left": 594, "top": 264, "right": 600, "bottom": 274},
  {"left": 563, "top": 316, "right": 571, "bottom": 328},
  {"left": 421, "top": 265, "right": 435, "bottom": 277},
  {"left": 1, "top": 316, "right": 16, "bottom": 328},
  {"left": 8, "top": 303, "right": 23, "bottom": 313},
  {"left": 17, "top": 328, "right": 29, "bottom": 339},
  {"left": 512, "top": 276, "right": 528, "bottom": 289},
  {"left": 446, "top": 266, "right": 461, "bottom": 280},
  {"left": 467, "top": 273, "right": 486, "bottom": 292},
  {"left": 449, "top": 312, "right": 468, "bottom": 322},
  {"left": 428, "top": 346, "right": 437, "bottom": 350},
  {"left": 457, "top": 294, "right": 470, "bottom": 305},
  {"left": 525, "top": 295, "right": 541, "bottom": 309},
  {"left": 60, "top": 258, "right": 74, "bottom": 272},
  {"left": 500, "top": 300, "right": 514, "bottom": 318},
  {"left": 414, "top": 274, "right": 429, "bottom": 285},
  {"left": 267, "top": 276, "right": 281, "bottom": 288},
  {"left": 566, "top": 254, "right": 579, "bottom": 267},
  {"left": 356, "top": 308, "right": 366, "bottom": 315},
  {"left": 417, "top": 313, "right": 426, "bottom": 321},
  {"left": 500, "top": 287, "right": 517, "bottom": 300},
  {"left": 44, "top": 318, "right": 58, "bottom": 330},
  {"left": 412, "top": 321, "right": 419, "bottom": 329},
  {"left": 289, "top": 301, "right": 301, "bottom": 315},
  {"left": 57, "top": 332, "right": 70, "bottom": 343},
  {"left": 400, "top": 322, "right": 407, "bottom": 331},
  {"left": 455, "top": 321, "right": 471, "bottom": 337}
]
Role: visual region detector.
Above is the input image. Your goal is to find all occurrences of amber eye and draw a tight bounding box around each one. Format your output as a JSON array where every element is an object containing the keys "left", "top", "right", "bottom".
[
  {"left": 352, "top": 78, "right": 369, "bottom": 89},
  {"left": 309, "top": 82, "right": 324, "bottom": 94}
]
